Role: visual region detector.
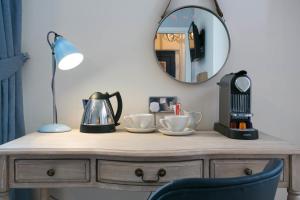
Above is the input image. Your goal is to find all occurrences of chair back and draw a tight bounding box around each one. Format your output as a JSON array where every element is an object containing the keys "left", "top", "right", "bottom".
[{"left": 148, "top": 159, "right": 283, "bottom": 200}]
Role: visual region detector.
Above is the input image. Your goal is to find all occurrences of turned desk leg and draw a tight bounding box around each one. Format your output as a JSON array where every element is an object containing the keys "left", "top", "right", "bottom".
[
  {"left": 288, "top": 155, "right": 300, "bottom": 200},
  {"left": 0, "top": 156, "right": 9, "bottom": 200}
]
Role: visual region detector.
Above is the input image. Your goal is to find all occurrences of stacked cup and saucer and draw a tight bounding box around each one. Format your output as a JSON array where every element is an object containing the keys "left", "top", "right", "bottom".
[
  {"left": 159, "top": 115, "right": 194, "bottom": 136},
  {"left": 159, "top": 111, "right": 202, "bottom": 136},
  {"left": 124, "top": 114, "right": 156, "bottom": 133}
]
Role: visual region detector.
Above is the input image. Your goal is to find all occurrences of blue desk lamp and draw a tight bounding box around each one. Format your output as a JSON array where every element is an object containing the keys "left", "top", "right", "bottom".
[{"left": 38, "top": 31, "right": 84, "bottom": 133}]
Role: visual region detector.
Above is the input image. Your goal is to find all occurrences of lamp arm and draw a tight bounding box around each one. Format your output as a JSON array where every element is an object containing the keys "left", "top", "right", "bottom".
[
  {"left": 47, "top": 31, "right": 61, "bottom": 124},
  {"left": 47, "top": 31, "right": 61, "bottom": 49},
  {"left": 51, "top": 53, "right": 58, "bottom": 124}
]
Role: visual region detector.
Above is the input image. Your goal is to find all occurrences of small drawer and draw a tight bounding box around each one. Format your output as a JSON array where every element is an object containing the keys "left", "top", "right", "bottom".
[
  {"left": 210, "top": 159, "right": 284, "bottom": 181},
  {"left": 15, "top": 159, "right": 90, "bottom": 183},
  {"left": 97, "top": 160, "right": 203, "bottom": 185}
]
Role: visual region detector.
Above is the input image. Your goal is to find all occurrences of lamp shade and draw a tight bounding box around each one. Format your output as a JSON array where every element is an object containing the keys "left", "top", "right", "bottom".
[{"left": 54, "top": 36, "right": 84, "bottom": 70}]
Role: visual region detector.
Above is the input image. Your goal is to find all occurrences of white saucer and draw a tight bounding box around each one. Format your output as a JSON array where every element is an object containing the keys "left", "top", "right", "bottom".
[
  {"left": 125, "top": 127, "right": 156, "bottom": 133},
  {"left": 158, "top": 128, "right": 194, "bottom": 136}
]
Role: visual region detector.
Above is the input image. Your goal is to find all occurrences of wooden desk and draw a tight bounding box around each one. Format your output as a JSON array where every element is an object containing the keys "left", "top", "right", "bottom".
[{"left": 0, "top": 130, "right": 299, "bottom": 200}]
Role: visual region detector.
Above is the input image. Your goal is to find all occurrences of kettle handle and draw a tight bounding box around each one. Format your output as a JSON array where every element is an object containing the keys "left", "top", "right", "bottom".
[{"left": 109, "top": 92, "right": 123, "bottom": 126}]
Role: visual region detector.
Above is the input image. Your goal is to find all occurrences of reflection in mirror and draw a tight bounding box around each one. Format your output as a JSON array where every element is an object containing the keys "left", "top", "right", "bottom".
[{"left": 154, "top": 7, "right": 230, "bottom": 84}]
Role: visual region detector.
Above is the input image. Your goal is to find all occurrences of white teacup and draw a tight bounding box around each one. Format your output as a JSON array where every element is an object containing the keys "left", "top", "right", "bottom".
[
  {"left": 124, "top": 114, "right": 155, "bottom": 129},
  {"left": 183, "top": 110, "right": 202, "bottom": 130},
  {"left": 159, "top": 115, "right": 189, "bottom": 132}
]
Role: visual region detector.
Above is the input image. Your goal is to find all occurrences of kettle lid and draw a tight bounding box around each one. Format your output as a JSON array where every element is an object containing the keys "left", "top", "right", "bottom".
[{"left": 89, "top": 92, "right": 108, "bottom": 99}]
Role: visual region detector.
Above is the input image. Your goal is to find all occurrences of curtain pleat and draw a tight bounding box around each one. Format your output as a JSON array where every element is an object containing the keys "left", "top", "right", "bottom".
[
  {"left": 15, "top": 70, "right": 24, "bottom": 139},
  {"left": 0, "top": 84, "right": 2, "bottom": 143},
  {"left": 2, "top": 79, "right": 9, "bottom": 142},
  {"left": 9, "top": 76, "right": 16, "bottom": 141},
  {"left": 0, "top": 0, "right": 7, "bottom": 58},
  {"left": 2, "top": 0, "right": 14, "bottom": 57}
]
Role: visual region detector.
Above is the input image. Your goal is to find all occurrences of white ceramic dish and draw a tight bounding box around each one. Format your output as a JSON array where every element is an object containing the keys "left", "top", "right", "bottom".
[
  {"left": 124, "top": 114, "right": 154, "bottom": 129},
  {"left": 158, "top": 128, "right": 194, "bottom": 136},
  {"left": 125, "top": 127, "right": 156, "bottom": 133}
]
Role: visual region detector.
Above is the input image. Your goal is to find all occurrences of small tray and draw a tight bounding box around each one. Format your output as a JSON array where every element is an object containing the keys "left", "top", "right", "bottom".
[{"left": 214, "top": 122, "right": 259, "bottom": 140}]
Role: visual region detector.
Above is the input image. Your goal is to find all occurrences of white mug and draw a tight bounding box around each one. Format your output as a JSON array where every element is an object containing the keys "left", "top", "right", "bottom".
[
  {"left": 159, "top": 115, "right": 189, "bottom": 132},
  {"left": 183, "top": 110, "right": 202, "bottom": 130},
  {"left": 124, "top": 114, "right": 154, "bottom": 129}
]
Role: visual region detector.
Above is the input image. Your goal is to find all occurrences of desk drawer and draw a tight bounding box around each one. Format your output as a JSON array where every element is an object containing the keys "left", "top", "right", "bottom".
[
  {"left": 97, "top": 160, "right": 203, "bottom": 185},
  {"left": 15, "top": 159, "right": 90, "bottom": 183},
  {"left": 210, "top": 159, "right": 284, "bottom": 181}
]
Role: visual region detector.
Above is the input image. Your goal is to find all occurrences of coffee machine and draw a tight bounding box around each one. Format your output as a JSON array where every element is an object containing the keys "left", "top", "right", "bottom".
[{"left": 214, "top": 71, "right": 258, "bottom": 140}]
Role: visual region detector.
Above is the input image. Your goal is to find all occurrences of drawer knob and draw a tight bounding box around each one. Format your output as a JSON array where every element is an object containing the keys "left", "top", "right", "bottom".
[
  {"left": 244, "top": 168, "right": 253, "bottom": 176},
  {"left": 158, "top": 168, "right": 167, "bottom": 177},
  {"left": 47, "top": 169, "right": 56, "bottom": 177},
  {"left": 135, "top": 168, "right": 166, "bottom": 183},
  {"left": 135, "top": 168, "right": 143, "bottom": 177}
]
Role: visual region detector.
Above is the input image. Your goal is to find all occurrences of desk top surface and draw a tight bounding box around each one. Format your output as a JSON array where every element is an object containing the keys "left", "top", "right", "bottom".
[{"left": 0, "top": 130, "right": 299, "bottom": 157}]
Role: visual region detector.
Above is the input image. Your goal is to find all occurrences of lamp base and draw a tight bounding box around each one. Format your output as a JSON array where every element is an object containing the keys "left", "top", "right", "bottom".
[{"left": 38, "top": 123, "right": 72, "bottom": 133}]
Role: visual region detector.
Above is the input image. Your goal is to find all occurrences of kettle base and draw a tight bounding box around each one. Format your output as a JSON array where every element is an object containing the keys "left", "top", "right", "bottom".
[{"left": 80, "top": 124, "right": 116, "bottom": 133}]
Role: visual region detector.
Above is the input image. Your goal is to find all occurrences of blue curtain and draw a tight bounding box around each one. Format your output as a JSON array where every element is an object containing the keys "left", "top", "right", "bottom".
[{"left": 0, "top": 0, "right": 32, "bottom": 199}]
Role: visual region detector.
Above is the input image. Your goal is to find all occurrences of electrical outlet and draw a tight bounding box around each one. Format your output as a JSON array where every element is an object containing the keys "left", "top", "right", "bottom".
[{"left": 149, "top": 96, "right": 177, "bottom": 113}]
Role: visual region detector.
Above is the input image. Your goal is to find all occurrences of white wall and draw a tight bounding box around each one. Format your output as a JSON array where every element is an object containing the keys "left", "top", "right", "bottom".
[{"left": 22, "top": 0, "right": 300, "bottom": 199}]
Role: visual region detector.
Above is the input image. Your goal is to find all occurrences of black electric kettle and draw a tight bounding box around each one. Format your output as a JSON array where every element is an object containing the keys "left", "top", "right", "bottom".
[{"left": 80, "top": 92, "right": 123, "bottom": 133}]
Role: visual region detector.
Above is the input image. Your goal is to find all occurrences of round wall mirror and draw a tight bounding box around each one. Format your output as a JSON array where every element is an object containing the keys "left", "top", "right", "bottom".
[{"left": 154, "top": 6, "right": 230, "bottom": 84}]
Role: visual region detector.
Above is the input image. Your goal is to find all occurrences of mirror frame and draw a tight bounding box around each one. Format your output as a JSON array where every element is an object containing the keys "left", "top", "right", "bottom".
[{"left": 154, "top": 6, "right": 231, "bottom": 84}]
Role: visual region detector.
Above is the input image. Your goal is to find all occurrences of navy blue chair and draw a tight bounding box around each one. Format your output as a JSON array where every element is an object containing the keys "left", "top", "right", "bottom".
[{"left": 148, "top": 159, "right": 283, "bottom": 200}]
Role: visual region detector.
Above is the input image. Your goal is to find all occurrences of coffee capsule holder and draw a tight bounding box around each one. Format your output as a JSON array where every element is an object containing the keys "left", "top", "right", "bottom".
[{"left": 214, "top": 71, "right": 259, "bottom": 140}]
